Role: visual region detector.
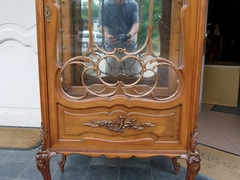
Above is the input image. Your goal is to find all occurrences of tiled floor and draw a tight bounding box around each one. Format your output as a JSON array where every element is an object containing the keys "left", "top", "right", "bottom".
[
  {"left": 0, "top": 149, "right": 212, "bottom": 180},
  {"left": 198, "top": 103, "right": 240, "bottom": 155},
  {"left": 0, "top": 103, "right": 239, "bottom": 180}
]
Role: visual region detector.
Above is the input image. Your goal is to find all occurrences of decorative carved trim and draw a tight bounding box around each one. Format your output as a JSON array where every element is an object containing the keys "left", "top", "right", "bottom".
[
  {"left": 181, "top": 128, "right": 200, "bottom": 161},
  {"left": 82, "top": 116, "right": 155, "bottom": 133},
  {"left": 40, "top": 123, "right": 48, "bottom": 150},
  {"left": 45, "top": 4, "right": 50, "bottom": 23},
  {"left": 181, "top": 128, "right": 201, "bottom": 179},
  {"left": 57, "top": 55, "right": 182, "bottom": 100},
  {"left": 36, "top": 149, "right": 57, "bottom": 180},
  {"left": 190, "top": 128, "right": 198, "bottom": 152}
]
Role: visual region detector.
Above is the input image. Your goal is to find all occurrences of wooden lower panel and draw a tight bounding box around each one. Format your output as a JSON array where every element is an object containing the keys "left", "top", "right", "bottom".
[{"left": 58, "top": 104, "right": 181, "bottom": 143}]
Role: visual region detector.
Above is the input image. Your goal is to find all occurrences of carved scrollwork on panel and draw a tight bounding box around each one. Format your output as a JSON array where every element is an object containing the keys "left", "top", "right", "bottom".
[
  {"left": 56, "top": 53, "right": 182, "bottom": 100},
  {"left": 56, "top": 1, "right": 184, "bottom": 101},
  {"left": 82, "top": 116, "right": 155, "bottom": 133}
]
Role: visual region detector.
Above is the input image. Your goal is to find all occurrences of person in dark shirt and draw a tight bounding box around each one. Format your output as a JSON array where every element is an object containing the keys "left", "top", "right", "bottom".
[{"left": 98, "top": 0, "right": 140, "bottom": 76}]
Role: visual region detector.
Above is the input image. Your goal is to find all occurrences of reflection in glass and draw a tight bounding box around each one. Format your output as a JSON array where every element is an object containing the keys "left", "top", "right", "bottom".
[{"left": 57, "top": 0, "right": 182, "bottom": 100}]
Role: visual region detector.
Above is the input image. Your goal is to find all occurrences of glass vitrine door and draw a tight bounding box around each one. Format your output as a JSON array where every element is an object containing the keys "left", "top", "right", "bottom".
[{"left": 57, "top": 0, "right": 182, "bottom": 101}]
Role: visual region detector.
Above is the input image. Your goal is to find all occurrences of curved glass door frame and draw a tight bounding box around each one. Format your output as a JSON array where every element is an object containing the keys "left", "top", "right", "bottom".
[{"left": 56, "top": 0, "right": 183, "bottom": 101}]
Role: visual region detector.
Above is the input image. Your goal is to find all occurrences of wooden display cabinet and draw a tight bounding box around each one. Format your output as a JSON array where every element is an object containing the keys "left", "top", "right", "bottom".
[{"left": 35, "top": 0, "right": 207, "bottom": 179}]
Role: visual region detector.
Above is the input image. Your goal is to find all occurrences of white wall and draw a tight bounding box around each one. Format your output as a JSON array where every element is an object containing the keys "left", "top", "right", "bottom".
[{"left": 0, "top": 0, "right": 40, "bottom": 127}]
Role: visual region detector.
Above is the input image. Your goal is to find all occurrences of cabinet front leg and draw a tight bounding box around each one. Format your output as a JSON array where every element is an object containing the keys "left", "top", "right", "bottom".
[
  {"left": 181, "top": 150, "right": 201, "bottom": 180},
  {"left": 172, "top": 157, "right": 181, "bottom": 175},
  {"left": 36, "top": 149, "right": 57, "bottom": 180},
  {"left": 58, "top": 154, "right": 67, "bottom": 172},
  {"left": 181, "top": 128, "right": 201, "bottom": 180}
]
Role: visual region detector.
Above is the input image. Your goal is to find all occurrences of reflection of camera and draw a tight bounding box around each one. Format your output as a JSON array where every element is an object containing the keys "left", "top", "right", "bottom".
[{"left": 118, "top": 34, "right": 131, "bottom": 43}]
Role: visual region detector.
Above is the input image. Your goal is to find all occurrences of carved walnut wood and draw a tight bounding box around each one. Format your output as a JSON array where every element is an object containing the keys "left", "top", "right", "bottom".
[
  {"left": 36, "top": 149, "right": 57, "bottom": 180},
  {"left": 35, "top": 0, "right": 207, "bottom": 180},
  {"left": 82, "top": 116, "right": 155, "bottom": 133},
  {"left": 172, "top": 157, "right": 181, "bottom": 175},
  {"left": 58, "top": 154, "right": 66, "bottom": 173},
  {"left": 181, "top": 129, "right": 201, "bottom": 178}
]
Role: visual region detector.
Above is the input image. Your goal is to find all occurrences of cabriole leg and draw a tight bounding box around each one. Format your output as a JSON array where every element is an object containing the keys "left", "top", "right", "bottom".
[
  {"left": 58, "top": 154, "right": 67, "bottom": 172},
  {"left": 181, "top": 128, "right": 201, "bottom": 180},
  {"left": 182, "top": 150, "right": 201, "bottom": 180},
  {"left": 172, "top": 157, "right": 181, "bottom": 175},
  {"left": 36, "top": 149, "right": 57, "bottom": 180}
]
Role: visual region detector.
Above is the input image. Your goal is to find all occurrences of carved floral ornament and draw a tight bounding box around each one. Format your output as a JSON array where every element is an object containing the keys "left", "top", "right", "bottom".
[{"left": 82, "top": 116, "right": 155, "bottom": 133}]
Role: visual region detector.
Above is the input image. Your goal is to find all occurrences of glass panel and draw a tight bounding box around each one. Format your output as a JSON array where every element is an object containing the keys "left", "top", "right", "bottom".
[{"left": 57, "top": 0, "right": 182, "bottom": 100}]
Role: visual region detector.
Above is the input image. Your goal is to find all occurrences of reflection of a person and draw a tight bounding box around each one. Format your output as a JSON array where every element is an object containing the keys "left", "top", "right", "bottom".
[{"left": 98, "top": 0, "right": 140, "bottom": 76}]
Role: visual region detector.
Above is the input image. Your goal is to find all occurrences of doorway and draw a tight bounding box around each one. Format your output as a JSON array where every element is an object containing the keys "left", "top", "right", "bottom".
[{"left": 205, "top": 0, "right": 240, "bottom": 64}]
